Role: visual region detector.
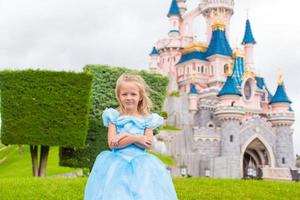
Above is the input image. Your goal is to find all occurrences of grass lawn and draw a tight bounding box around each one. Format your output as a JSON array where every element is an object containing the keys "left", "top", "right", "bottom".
[
  {"left": 0, "top": 145, "right": 80, "bottom": 178},
  {"left": 0, "top": 177, "right": 299, "bottom": 200},
  {"left": 147, "top": 150, "right": 176, "bottom": 166},
  {"left": 160, "top": 125, "right": 181, "bottom": 131}
]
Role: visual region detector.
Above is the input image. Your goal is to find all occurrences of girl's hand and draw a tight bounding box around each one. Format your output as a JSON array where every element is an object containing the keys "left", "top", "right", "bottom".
[
  {"left": 137, "top": 135, "right": 152, "bottom": 149},
  {"left": 110, "top": 133, "right": 130, "bottom": 148}
]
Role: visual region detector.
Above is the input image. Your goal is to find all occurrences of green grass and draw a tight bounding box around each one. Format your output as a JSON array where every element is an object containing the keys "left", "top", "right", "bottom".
[
  {"left": 147, "top": 150, "right": 176, "bottom": 166},
  {"left": 160, "top": 125, "right": 181, "bottom": 131},
  {"left": 0, "top": 178, "right": 299, "bottom": 200},
  {"left": 0, "top": 145, "right": 80, "bottom": 178}
]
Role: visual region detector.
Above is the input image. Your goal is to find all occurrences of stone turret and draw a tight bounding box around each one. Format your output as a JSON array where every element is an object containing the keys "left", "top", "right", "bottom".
[
  {"left": 215, "top": 74, "right": 244, "bottom": 177},
  {"left": 268, "top": 76, "right": 295, "bottom": 168}
]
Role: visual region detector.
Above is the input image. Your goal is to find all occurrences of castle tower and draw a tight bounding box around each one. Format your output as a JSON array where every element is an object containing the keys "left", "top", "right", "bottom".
[
  {"left": 149, "top": 47, "right": 160, "bottom": 73},
  {"left": 214, "top": 67, "right": 244, "bottom": 178},
  {"left": 268, "top": 75, "right": 295, "bottom": 168},
  {"left": 168, "top": 0, "right": 181, "bottom": 34},
  {"left": 205, "top": 20, "right": 232, "bottom": 84},
  {"left": 200, "top": 0, "right": 234, "bottom": 42},
  {"left": 242, "top": 19, "right": 256, "bottom": 70},
  {"left": 188, "top": 84, "right": 198, "bottom": 112}
]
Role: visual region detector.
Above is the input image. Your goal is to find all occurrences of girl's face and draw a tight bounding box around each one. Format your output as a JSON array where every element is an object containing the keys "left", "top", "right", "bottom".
[{"left": 119, "top": 81, "right": 141, "bottom": 113}]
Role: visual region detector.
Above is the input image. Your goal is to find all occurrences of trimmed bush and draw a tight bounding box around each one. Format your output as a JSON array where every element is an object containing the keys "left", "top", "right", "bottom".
[
  {"left": 0, "top": 70, "right": 93, "bottom": 176},
  {"left": 0, "top": 70, "right": 92, "bottom": 147}
]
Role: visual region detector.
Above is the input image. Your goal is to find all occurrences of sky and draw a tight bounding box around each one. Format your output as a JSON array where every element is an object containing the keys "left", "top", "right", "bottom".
[{"left": 0, "top": 0, "right": 299, "bottom": 155}]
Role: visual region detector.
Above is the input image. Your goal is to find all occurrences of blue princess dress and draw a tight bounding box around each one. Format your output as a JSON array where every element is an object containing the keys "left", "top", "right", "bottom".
[{"left": 84, "top": 108, "right": 178, "bottom": 200}]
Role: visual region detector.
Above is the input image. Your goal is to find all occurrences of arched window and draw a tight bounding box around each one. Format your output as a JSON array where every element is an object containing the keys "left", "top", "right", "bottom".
[
  {"left": 185, "top": 24, "right": 189, "bottom": 33},
  {"left": 230, "top": 135, "right": 234, "bottom": 142},
  {"left": 187, "top": 67, "right": 190, "bottom": 74},
  {"left": 201, "top": 66, "right": 204, "bottom": 73},
  {"left": 197, "top": 66, "right": 200, "bottom": 72},
  {"left": 173, "top": 21, "right": 176, "bottom": 27},
  {"left": 211, "top": 65, "right": 214, "bottom": 75}
]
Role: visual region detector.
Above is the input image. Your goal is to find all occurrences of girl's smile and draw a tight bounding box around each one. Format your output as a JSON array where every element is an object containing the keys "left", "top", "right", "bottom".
[{"left": 119, "top": 82, "right": 141, "bottom": 114}]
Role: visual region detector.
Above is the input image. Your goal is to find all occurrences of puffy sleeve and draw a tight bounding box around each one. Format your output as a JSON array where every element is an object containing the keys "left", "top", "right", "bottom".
[
  {"left": 102, "top": 108, "right": 119, "bottom": 127},
  {"left": 145, "top": 113, "right": 164, "bottom": 129}
]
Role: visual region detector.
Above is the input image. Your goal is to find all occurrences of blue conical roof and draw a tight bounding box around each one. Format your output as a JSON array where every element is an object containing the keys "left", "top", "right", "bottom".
[
  {"left": 190, "top": 84, "right": 198, "bottom": 94},
  {"left": 217, "top": 75, "right": 242, "bottom": 97},
  {"left": 149, "top": 47, "right": 159, "bottom": 56},
  {"left": 206, "top": 29, "right": 232, "bottom": 58},
  {"left": 167, "top": 0, "right": 181, "bottom": 17},
  {"left": 242, "top": 19, "right": 256, "bottom": 45},
  {"left": 270, "top": 82, "right": 292, "bottom": 104}
]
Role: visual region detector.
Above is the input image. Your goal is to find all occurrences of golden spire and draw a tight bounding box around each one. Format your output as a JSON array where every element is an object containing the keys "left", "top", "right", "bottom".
[
  {"left": 232, "top": 48, "right": 244, "bottom": 58},
  {"left": 225, "top": 59, "right": 233, "bottom": 76},
  {"left": 277, "top": 69, "right": 283, "bottom": 85}
]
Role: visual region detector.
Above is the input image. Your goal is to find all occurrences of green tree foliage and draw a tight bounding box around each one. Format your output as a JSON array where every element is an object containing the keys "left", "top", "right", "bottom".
[
  {"left": 0, "top": 70, "right": 92, "bottom": 176},
  {"left": 59, "top": 65, "right": 168, "bottom": 170}
]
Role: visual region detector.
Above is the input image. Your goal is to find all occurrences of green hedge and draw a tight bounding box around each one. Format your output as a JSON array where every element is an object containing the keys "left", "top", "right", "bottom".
[
  {"left": 0, "top": 70, "right": 92, "bottom": 147},
  {"left": 59, "top": 65, "right": 168, "bottom": 169}
]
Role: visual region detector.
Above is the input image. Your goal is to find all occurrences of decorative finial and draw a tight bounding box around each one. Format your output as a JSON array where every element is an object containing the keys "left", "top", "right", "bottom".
[
  {"left": 277, "top": 69, "right": 283, "bottom": 85},
  {"left": 242, "top": 65, "right": 256, "bottom": 80}
]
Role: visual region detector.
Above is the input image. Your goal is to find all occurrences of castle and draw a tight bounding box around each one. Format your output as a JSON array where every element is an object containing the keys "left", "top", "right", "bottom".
[{"left": 149, "top": 0, "right": 296, "bottom": 180}]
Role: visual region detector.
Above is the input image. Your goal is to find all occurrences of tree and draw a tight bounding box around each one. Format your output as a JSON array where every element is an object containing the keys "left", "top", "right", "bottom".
[{"left": 0, "top": 70, "right": 92, "bottom": 176}]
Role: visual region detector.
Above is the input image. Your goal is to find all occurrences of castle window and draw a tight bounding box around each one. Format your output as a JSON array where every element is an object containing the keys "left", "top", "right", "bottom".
[
  {"left": 224, "top": 64, "right": 228, "bottom": 73},
  {"left": 282, "top": 157, "right": 286, "bottom": 164},
  {"left": 197, "top": 66, "right": 200, "bottom": 72},
  {"left": 201, "top": 66, "right": 204, "bottom": 74},
  {"left": 230, "top": 135, "right": 234, "bottom": 142},
  {"left": 187, "top": 67, "right": 190, "bottom": 74},
  {"left": 173, "top": 21, "right": 176, "bottom": 27},
  {"left": 211, "top": 66, "right": 214, "bottom": 75}
]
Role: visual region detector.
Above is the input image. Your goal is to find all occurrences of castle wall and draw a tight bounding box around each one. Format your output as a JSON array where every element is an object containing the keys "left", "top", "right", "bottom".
[{"left": 274, "top": 126, "right": 295, "bottom": 168}]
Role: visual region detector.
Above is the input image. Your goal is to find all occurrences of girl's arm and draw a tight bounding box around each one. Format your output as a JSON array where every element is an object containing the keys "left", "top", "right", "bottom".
[
  {"left": 107, "top": 123, "right": 136, "bottom": 149},
  {"left": 134, "top": 128, "right": 153, "bottom": 150},
  {"left": 107, "top": 124, "right": 153, "bottom": 149},
  {"left": 107, "top": 123, "right": 118, "bottom": 150}
]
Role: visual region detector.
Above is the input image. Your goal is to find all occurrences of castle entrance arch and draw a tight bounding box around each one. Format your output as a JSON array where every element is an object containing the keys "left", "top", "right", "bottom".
[{"left": 241, "top": 135, "right": 275, "bottom": 179}]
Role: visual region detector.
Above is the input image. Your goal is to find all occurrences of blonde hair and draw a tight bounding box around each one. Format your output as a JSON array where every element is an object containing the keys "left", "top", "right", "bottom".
[{"left": 115, "top": 73, "right": 152, "bottom": 115}]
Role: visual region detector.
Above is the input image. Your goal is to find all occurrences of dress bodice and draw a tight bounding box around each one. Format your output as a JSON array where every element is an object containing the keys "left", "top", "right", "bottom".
[
  {"left": 102, "top": 108, "right": 164, "bottom": 158},
  {"left": 102, "top": 108, "right": 163, "bottom": 135}
]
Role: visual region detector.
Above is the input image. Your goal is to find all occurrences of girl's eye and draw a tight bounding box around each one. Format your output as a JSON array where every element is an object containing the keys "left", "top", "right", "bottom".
[{"left": 131, "top": 93, "right": 137, "bottom": 96}]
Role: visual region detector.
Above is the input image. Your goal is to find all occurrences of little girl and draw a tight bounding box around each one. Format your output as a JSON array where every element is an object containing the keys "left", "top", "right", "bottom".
[{"left": 84, "top": 74, "right": 178, "bottom": 200}]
